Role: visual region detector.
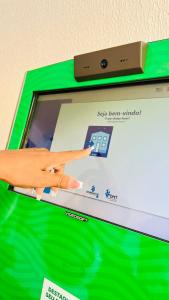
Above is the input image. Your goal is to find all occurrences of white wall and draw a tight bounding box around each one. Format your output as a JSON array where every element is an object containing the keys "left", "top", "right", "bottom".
[{"left": 0, "top": 0, "right": 169, "bottom": 149}]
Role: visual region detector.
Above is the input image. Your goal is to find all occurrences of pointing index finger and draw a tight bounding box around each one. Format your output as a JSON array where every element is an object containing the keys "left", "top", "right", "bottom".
[{"left": 50, "top": 147, "right": 93, "bottom": 164}]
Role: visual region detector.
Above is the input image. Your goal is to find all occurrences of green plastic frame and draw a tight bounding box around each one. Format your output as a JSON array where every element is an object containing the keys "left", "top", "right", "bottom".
[{"left": 0, "top": 39, "right": 169, "bottom": 300}]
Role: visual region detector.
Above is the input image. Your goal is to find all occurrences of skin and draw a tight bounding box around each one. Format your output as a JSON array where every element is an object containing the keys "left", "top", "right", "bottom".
[{"left": 0, "top": 147, "right": 92, "bottom": 198}]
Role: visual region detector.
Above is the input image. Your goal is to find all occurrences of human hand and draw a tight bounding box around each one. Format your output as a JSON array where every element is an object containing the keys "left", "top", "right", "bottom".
[{"left": 0, "top": 147, "right": 92, "bottom": 199}]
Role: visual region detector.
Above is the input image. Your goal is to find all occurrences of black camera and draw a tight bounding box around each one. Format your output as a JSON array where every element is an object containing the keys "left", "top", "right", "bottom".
[{"left": 100, "top": 59, "right": 108, "bottom": 69}]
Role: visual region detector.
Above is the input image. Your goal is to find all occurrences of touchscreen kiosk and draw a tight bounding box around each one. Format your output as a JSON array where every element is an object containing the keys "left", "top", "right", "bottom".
[
  {"left": 1, "top": 39, "right": 169, "bottom": 300},
  {"left": 15, "top": 82, "right": 169, "bottom": 242}
]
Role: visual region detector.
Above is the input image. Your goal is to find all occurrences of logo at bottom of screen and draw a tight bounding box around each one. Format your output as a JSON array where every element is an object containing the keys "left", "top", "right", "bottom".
[{"left": 40, "top": 278, "right": 80, "bottom": 300}]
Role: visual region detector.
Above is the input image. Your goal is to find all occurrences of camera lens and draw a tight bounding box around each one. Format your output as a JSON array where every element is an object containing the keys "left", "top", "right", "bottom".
[{"left": 100, "top": 59, "right": 108, "bottom": 69}]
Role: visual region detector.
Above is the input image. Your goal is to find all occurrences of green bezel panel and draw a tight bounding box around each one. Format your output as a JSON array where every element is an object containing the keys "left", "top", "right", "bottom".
[{"left": 0, "top": 39, "right": 169, "bottom": 299}]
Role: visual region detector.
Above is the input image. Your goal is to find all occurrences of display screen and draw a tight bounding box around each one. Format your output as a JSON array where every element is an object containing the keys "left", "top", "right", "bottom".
[{"left": 14, "top": 82, "right": 169, "bottom": 241}]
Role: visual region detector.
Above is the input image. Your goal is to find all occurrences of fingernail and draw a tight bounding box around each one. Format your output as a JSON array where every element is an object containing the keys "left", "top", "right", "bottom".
[
  {"left": 90, "top": 146, "right": 95, "bottom": 150},
  {"left": 36, "top": 194, "right": 42, "bottom": 201},
  {"left": 50, "top": 190, "right": 58, "bottom": 198},
  {"left": 77, "top": 181, "right": 83, "bottom": 189},
  {"left": 70, "top": 180, "right": 83, "bottom": 189}
]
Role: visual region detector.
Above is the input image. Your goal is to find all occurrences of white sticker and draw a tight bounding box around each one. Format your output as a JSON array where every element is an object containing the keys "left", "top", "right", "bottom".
[{"left": 40, "top": 278, "right": 80, "bottom": 300}]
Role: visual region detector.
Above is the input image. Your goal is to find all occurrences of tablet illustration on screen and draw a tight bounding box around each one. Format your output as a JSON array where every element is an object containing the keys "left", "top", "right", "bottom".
[{"left": 84, "top": 125, "right": 113, "bottom": 158}]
